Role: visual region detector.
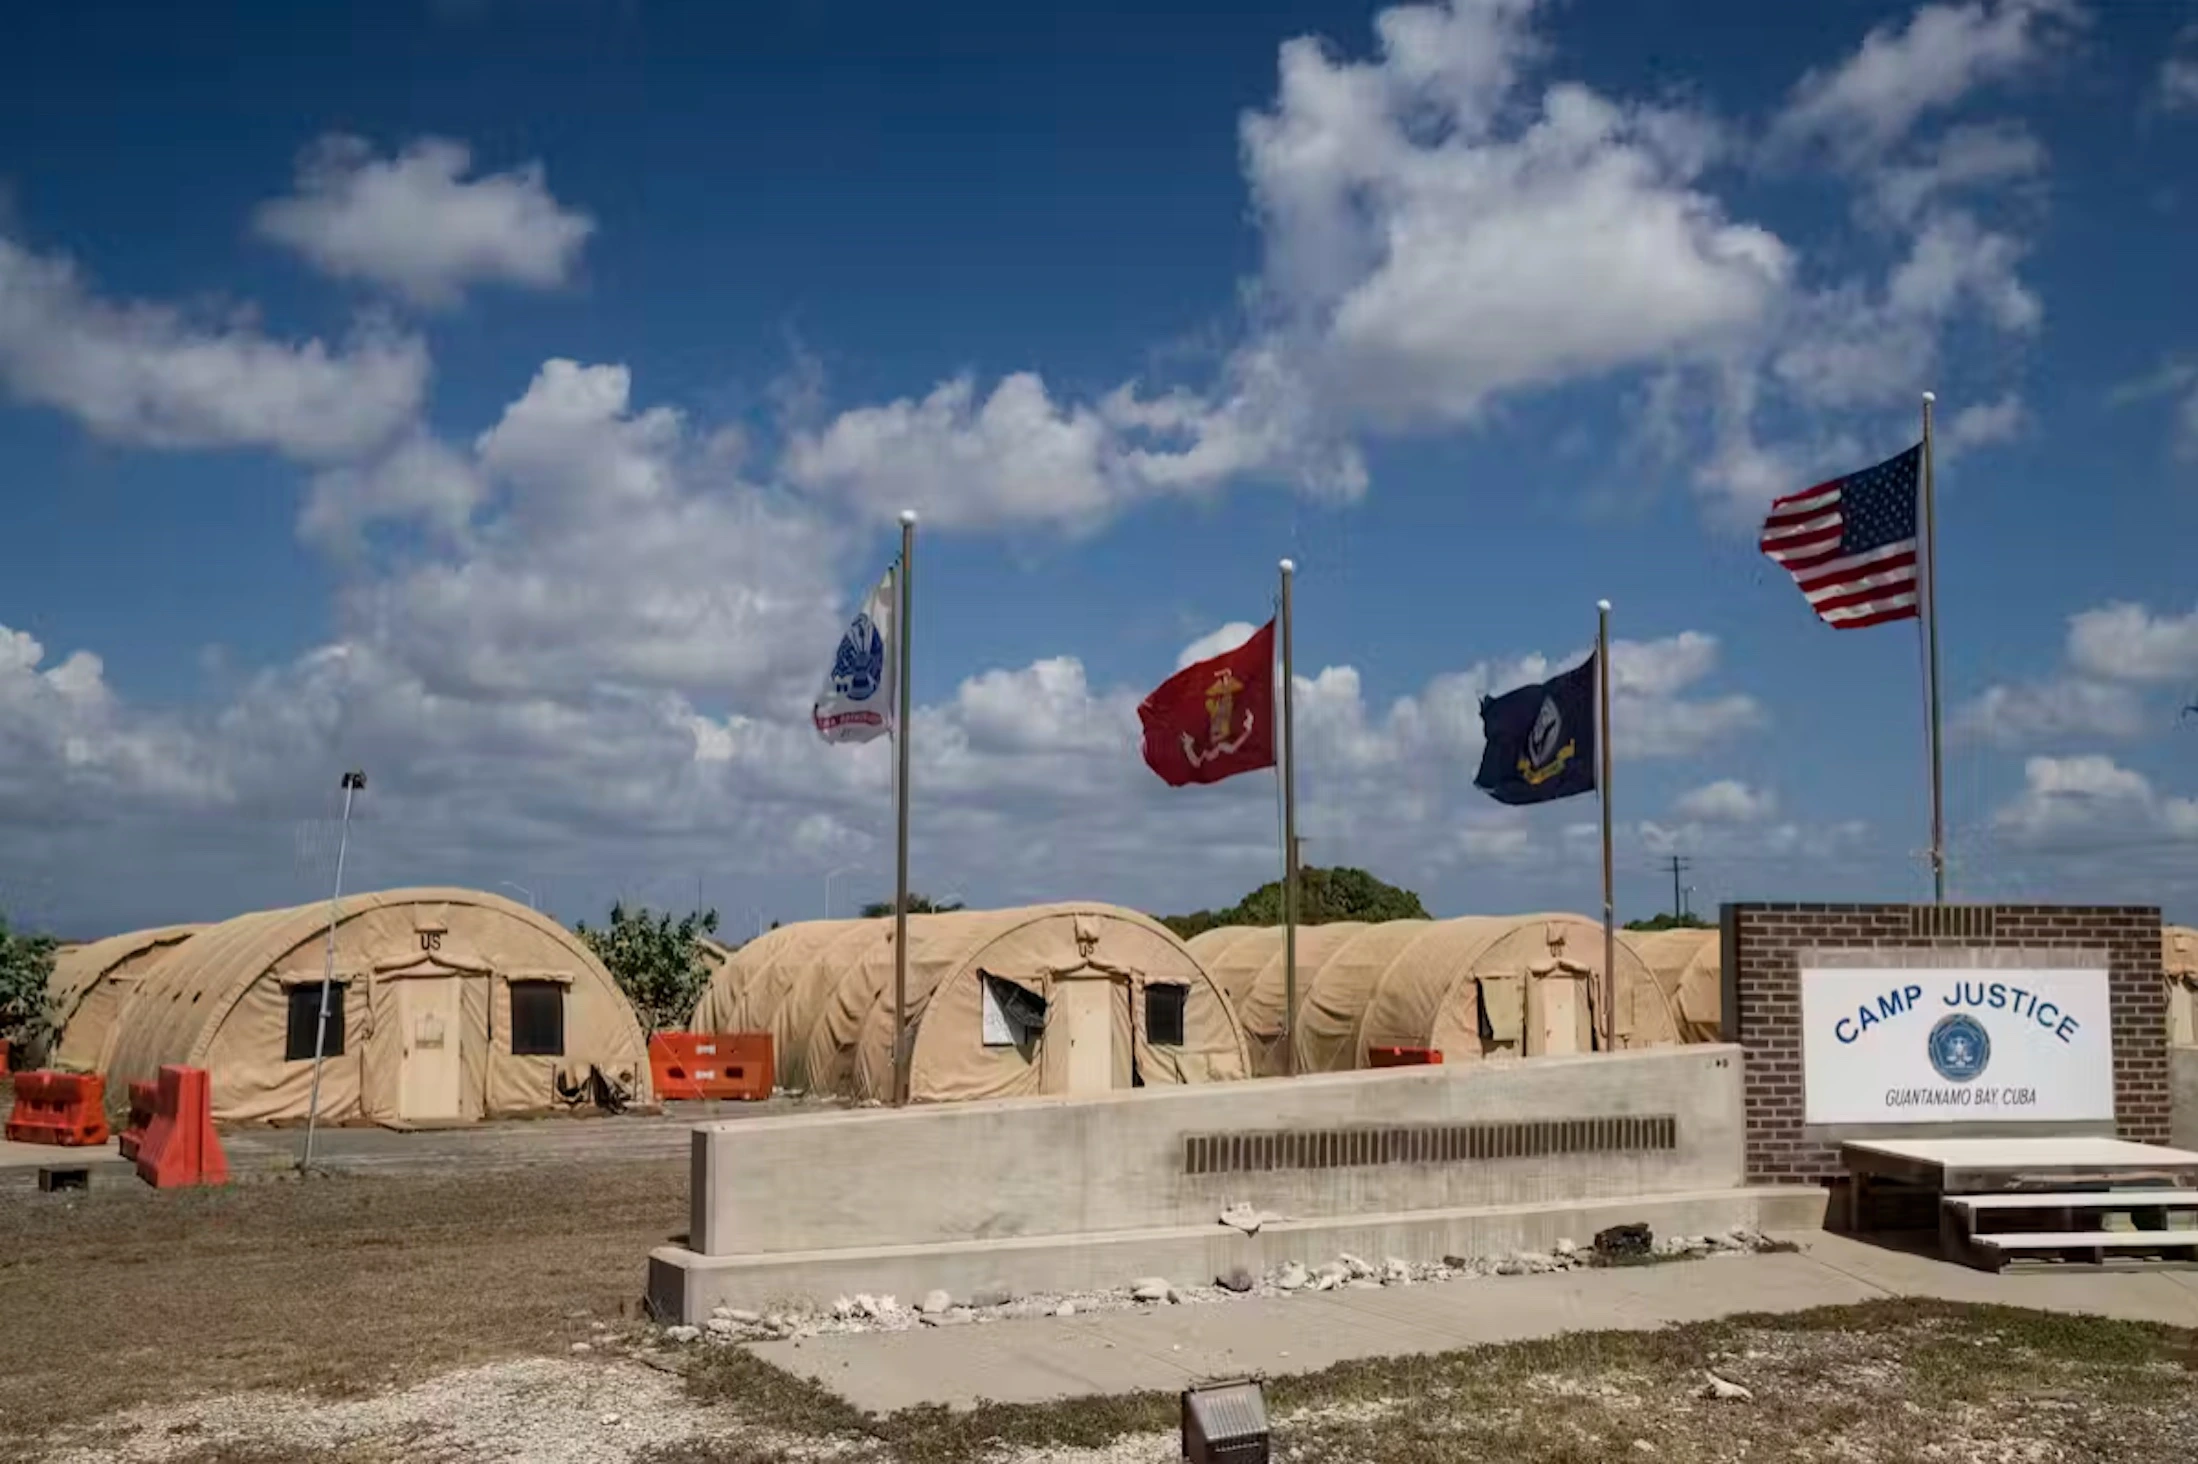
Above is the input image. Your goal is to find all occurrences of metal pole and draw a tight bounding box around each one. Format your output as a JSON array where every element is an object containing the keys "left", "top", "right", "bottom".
[
  {"left": 302, "top": 769, "right": 364, "bottom": 1171},
  {"left": 1279, "top": 559, "right": 1298, "bottom": 1078},
  {"left": 1597, "top": 602, "right": 1615, "bottom": 1052},
  {"left": 893, "top": 510, "right": 916, "bottom": 1106},
  {"left": 1920, "top": 391, "right": 1946, "bottom": 905}
]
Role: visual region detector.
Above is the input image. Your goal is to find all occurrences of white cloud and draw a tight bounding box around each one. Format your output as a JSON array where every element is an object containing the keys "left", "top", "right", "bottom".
[
  {"left": 2162, "top": 26, "right": 2198, "bottom": 112},
  {"left": 1673, "top": 779, "right": 1777, "bottom": 823},
  {"left": 1239, "top": 3, "right": 1789, "bottom": 432},
  {"left": 0, "top": 626, "right": 228, "bottom": 818},
  {"left": 1992, "top": 754, "right": 2198, "bottom": 846},
  {"left": 1939, "top": 392, "right": 2026, "bottom": 454},
  {"left": 0, "top": 236, "right": 425, "bottom": 461},
  {"left": 1773, "top": 0, "right": 2082, "bottom": 162},
  {"left": 1953, "top": 678, "right": 2148, "bottom": 745},
  {"left": 2066, "top": 602, "right": 2198, "bottom": 684},
  {"left": 1867, "top": 121, "right": 2046, "bottom": 225},
  {"left": 1176, "top": 622, "right": 1260, "bottom": 670},
  {"left": 254, "top": 136, "right": 595, "bottom": 308}
]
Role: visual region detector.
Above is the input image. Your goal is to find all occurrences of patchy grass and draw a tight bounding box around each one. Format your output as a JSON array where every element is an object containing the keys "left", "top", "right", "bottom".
[
  {"left": 0, "top": 1158, "right": 687, "bottom": 1452},
  {"left": 676, "top": 1298, "right": 2198, "bottom": 1464}
]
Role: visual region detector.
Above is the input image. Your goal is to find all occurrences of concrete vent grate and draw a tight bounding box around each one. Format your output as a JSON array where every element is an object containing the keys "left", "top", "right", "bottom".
[
  {"left": 1910, "top": 905, "right": 1996, "bottom": 940},
  {"left": 1182, "top": 1114, "right": 1677, "bottom": 1176}
]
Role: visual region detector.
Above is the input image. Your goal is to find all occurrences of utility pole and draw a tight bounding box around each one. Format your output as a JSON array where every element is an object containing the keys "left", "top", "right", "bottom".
[{"left": 1666, "top": 855, "right": 1691, "bottom": 921}]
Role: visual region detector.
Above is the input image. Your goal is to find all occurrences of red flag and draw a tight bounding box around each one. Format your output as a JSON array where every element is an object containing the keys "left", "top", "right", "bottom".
[{"left": 1138, "top": 621, "right": 1277, "bottom": 787}]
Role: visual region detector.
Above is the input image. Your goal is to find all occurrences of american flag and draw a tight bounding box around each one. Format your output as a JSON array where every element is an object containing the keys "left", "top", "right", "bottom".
[{"left": 1758, "top": 444, "right": 1923, "bottom": 630}]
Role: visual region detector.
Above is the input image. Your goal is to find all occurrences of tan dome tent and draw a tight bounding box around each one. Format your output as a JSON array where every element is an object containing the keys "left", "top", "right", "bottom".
[
  {"left": 1197, "top": 915, "right": 1681, "bottom": 1075},
  {"left": 2167, "top": 925, "right": 2198, "bottom": 1048},
  {"left": 41, "top": 924, "right": 205, "bottom": 1071},
  {"left": 105, "top": 888, "right": 649, "bottom": 1126},
  {"left": 1626, "top": 928, "right": 1723, "bottom": 1044},
  {"left": 690, "top": 904, "right": 1251, "bottom": 1102}
]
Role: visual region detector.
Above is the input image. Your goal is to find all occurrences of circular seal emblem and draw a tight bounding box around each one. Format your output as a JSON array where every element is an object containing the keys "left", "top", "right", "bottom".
[
  {"left": 1926, "top": 1012, "right": 1991, "bottom": 1084},
  {"left": 1527, "top": 694, "right": 1563, "bottom": 770},
  {"left": 831, "top": 614, "right": 885, "bottom": 702}
]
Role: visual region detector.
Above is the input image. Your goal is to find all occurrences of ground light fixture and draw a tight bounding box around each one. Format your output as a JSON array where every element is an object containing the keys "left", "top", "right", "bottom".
[{"left": 1181, "top": 1377, "right": 1270, "bottom": 1463}]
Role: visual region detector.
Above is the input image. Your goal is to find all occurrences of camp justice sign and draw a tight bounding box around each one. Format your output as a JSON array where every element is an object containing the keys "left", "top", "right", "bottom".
[{"left": 1798, "top": 966, "right": 2115, "bottom": 1126}]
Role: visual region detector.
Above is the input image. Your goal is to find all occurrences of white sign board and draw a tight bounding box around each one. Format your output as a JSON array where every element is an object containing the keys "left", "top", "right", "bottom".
[{"left": 1799, "top": 967, "right": 2114, "bottom": 1126}]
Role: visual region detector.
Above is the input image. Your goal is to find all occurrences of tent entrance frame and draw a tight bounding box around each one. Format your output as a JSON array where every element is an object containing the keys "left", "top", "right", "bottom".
[
  {"left": 371, "top": 949, "right": 495, "bottom": 1125},
  {"left": 1039, "top": 960, "right": 1137, "bottom": 1095}
]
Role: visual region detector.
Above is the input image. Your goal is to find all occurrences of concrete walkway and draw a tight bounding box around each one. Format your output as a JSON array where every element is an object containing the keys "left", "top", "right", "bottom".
[{"left": 753, "top": 1232, "right": 2198, "bottom": 1414}]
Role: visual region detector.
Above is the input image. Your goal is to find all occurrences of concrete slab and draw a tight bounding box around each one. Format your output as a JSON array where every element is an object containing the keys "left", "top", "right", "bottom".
[
  {"left": 754, "top": 1236, "right": 2198, "bottom": 1415},
  {"left": 0, "top": 1136, "right": 122, "bottom": 1171}
]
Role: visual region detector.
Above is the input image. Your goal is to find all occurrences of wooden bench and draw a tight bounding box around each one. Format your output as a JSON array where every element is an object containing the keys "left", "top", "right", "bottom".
[{"left": 1941, "top": 1189, "right": 2198, "bottom": 1270}]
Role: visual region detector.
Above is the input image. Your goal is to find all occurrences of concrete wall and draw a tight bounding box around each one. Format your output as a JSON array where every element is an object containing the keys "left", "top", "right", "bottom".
[
  {"left": 2176, "top": 1048, "right": 2198, "bottom": 1153},
  {"left": 688, "top": 1046, "right": 1744, "bottom": 1258},
  {"left": 649, "top": 1045, "right": 1824, "bottom": 1319}
]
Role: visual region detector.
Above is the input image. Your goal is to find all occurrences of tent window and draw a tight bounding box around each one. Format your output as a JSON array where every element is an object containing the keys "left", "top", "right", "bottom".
[
  {"left": 980, "top": 973, "right": 1046, "bottom": 1047},
  {"left": 284, "top": 983, "right": 345, "bottom": 1061},
  {"left": 1145, "top": 983, "right": 1187, "bottom": 1046},
  {"left": 510, "top": 981, "right": 565, "bottom": 1057}
]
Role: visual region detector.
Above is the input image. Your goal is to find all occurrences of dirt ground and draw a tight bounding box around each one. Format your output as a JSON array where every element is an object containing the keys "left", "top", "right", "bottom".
[
  {"left": 0, "top": 1159, "right": 687, "bottom": 1458},
  {"left": 5, "top": 1162, "right": 2198, "bottom": 1463}
]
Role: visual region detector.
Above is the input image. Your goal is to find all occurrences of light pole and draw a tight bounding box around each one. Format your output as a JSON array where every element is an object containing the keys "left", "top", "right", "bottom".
[
  {"left": 500, "top": 881, "right": 536, "bottom": 910},
  {"left": 302, "top": 770, "right": 365, "bottom": 1172},
  {"left": 825, "top": 865, "right": 863, "bottom": 920}
]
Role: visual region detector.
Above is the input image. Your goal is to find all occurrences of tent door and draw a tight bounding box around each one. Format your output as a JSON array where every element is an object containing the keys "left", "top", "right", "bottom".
[
  {"left": 1051, "top": 975, "right": 1126, "bottom": 1095},
  {"left": 1532, "top": 960, "right": 1592, "bottom": 1056},
  {"left": 396, "top": 976, "right": 464, "bottom": 1121}
]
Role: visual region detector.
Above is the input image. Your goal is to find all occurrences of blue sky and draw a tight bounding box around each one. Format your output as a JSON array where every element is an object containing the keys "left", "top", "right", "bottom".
[{"left": 2, "top": 0, "right": 2195, "bottom": 937}]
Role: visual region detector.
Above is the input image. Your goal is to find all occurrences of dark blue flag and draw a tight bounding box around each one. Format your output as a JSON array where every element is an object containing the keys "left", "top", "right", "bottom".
[{"left": 1474, "top": 654, "right": 1597, "bottom": 805}]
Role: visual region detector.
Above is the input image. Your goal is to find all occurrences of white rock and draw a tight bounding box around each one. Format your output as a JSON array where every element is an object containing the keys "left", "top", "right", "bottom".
[
  {"left": 1555, "top": 1238, "right": 1579, "bottom": 1258},
  {"left": 853, "top": 1293, "right": 879, "bottom": 1317},
  {"left": 1131, "top": 1277, "right": 1173, "bottom": 1303},
  {"left": 1380, "top": 1258, "right": 1411, "bottom": 1285},
  {"left": 600, "top": 1414, "right": 622, "bottom": 1427},
  {"left": 877, "top": 1294, "right": 899, "bottom": 1315},
  {"left": 919, "top": 1290, "right": 953, "bottom": 1315},
  {"left": 1633, "top": 1441, "right": 1657, "bottom": 1455},
  {"left": 664, "top": 1326, "right": 701, "bottom": 1344},
  {"left": 1338, "top": 1252, "right": 1374, "bottom": 1280},
  {"left": 1699, "top": 1372, "right": 1753, "bottom": 1402},
  {"left": 832, "top": 1296, "right": 856, "bottom": 1320},
  {"left": 729, "top": 1308, "right": 761, "bottom": 1325},
  {"left": 1219, "top": 1203, "right": 1264, "bottom": 1234},
  {"left": 570, "top": 1342, "right": 592, "bottom": 1354},
  {"left": 1516, "top": 1251, "right": 1557, "bottom": 1272},
  {"left": 1056, "top": 1301, "right": 1077, "bottom": 1317},
  {"left": 706, "top": 1318, "right": 737, "bottom": 1336},
  {"left": 1276, "top": 1262, "right": 1310, "bottom": 1292}
]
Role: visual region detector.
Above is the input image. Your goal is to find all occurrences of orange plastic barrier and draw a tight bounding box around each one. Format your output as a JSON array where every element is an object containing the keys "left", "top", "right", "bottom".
[
  {"left": 650, "top": 1032, "right": 774, "bottom": 1101},
  {"left": 118, "top": 1080, "right": 158, "bottom": 1162},
  {"left": 4, "top": 1070, "right": 110, "bottom": 1146},
  {"left": 133, "top": 1065, "right": 229, "bottom": 1189},
  {"left": 1367, "top": 1045, "right": 1444, "bottom": 1067}
]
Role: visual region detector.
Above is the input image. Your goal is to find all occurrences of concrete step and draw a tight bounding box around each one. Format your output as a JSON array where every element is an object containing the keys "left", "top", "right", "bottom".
[
  {"left": 1974, "top": 1230, "right": 2198, "bottom": 1252},
  {"left": 1947, "top": 1190, "right": 2198, "bottom": 1213}
]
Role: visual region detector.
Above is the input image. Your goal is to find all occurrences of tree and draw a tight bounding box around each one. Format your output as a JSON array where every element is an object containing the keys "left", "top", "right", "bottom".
[
  {"left": 1159, "top": 867, "right": 1430, "bottom": 940},
  {"left": 574, "top": 903, "right": 720, "bottom": 1034},
  {"left": 859, "top": 893, "right": 966, "bottom": 918},
  {"left": 0, "top": 912, "right": 59, "bottom": 1058},
  {"left": 1624, "top": 911, "right": 1714, "bottom": 932}
]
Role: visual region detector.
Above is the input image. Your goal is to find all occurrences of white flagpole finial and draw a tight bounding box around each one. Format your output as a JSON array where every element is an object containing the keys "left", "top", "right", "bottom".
[
  {"left": 899, "top": 508, "right": 918, "bottom": 525},
  {"left": 1597, "top": 599, "right": 1612, "bottom": 612},
  {"left": 1279, "top": 558, "right": 1296, "bottom": 575},
  {"left": 1921, "top": 391, "right": 1936, "bottom": 405}
]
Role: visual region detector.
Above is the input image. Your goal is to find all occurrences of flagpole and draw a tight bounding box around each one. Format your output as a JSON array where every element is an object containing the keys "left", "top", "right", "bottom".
[
  {"left": 893, "top": 509, "right": 916, "bottom": 1106},
  {"left": 1920, "top": 392, "right": 1946, "bottom": 904},
  {"left": 1279, "top": 558, "right": 1298, "bottom": 1077},
  {"left": 1597, "top": 600, "right": 1614, "bottom": 1052}
]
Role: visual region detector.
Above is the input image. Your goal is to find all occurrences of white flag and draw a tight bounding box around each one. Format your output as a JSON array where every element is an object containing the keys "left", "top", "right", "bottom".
[{"left": 812, "top": 566, "right": 896, "bottom": 744}]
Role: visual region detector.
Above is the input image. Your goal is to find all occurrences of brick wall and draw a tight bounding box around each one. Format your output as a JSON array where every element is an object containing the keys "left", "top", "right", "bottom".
[{"left": 1724, "top": 903, "right": 2168, "bottom": 1185}]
